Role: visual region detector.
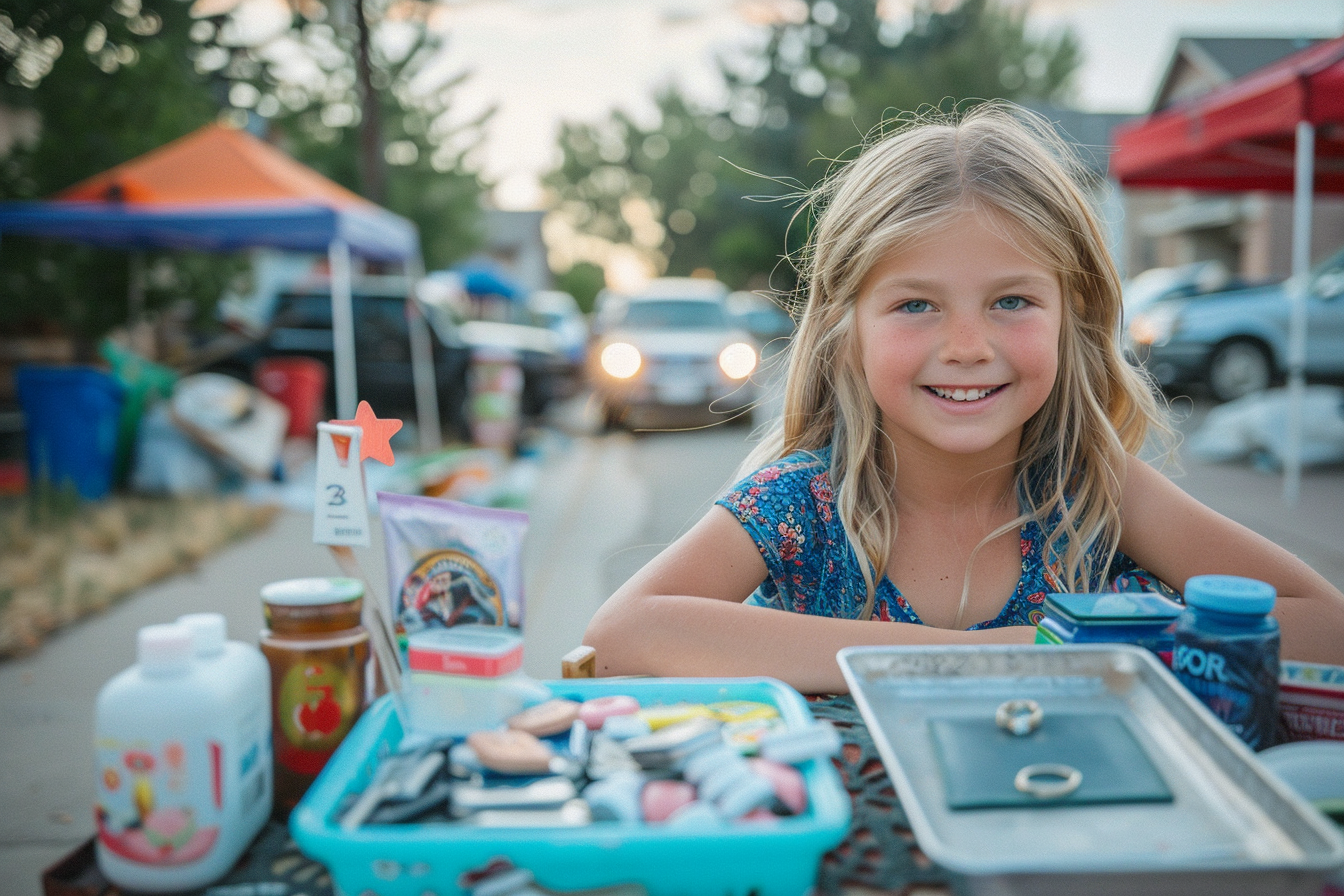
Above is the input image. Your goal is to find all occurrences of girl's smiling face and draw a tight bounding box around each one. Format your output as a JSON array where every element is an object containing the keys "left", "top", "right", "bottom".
[{"left": 854, "top": 207, "right": 1064, "bottom": 463}]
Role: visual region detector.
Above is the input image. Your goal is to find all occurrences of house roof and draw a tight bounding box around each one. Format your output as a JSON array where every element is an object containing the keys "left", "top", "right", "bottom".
[{"left": 1151, "top": 36, "right": 1324, "bottom": 112}]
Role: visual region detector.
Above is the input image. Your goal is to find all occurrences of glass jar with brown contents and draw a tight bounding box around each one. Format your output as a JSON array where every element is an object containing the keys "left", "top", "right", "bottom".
[{"left": 259, "top": 577, "right": 370, "bottom": 815}]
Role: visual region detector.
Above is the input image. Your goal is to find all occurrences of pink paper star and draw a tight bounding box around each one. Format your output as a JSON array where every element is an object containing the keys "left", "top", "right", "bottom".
[{"left": 331, "top": 400, "right": 402, "bottom": 466}]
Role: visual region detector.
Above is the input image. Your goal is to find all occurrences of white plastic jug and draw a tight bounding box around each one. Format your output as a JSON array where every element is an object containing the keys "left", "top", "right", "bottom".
[
  {"left": 93, "top": 622, "right": 270, "bottom": 892},
  {"left": 177, "top": 613, "right": 273, "bottom": 833}
]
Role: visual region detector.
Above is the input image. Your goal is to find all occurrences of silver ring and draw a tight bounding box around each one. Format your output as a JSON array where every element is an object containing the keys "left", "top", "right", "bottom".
[
  {"left": 1014, "top": 763, "right": 1083, "bottom": 800},
  {"left": 995, "top": 699, "right": 1043, "bottom": 737}
]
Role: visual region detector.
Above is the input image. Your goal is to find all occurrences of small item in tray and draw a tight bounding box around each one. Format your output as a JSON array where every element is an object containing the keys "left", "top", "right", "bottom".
[
  {"left": 601, "top": 714, "right": 652, "bottom": 741},
  {"left": 467, "top": 798, "right": 593, "bottom": 828},
  {"left": 637, "top": 702, "right": 715, "bottom": 731},
  {"left": 759, "top": 720, "right": 841, "bottom": 765},
  {"left": 368, "top": 778, "right": 454, "bottom": 824},
  {"left": 468, "top": 728, "right": 556, "bottom": 774},
  {"left": 640, "top": 778, "right": 698, "bottom": 823},
  {"left": 698, "top": 756, "right": 754, "bottom": 803},
  {"left": 749, "top": 758, "right": 808, "bottom": 815},
  {"left": 586, "top": 733, "right": 642, "bottom": 780},
  {"left": 708, "top": 701, "right": 780, "bottom": 724},
  {"left": 723, "top": 716, "right": 787, "bottom": 753},
  {"left": 508, "top": 698, "right": 582, "bottom": 737},
  {"left": 339, "top": 750, "right": 447, "bottom": 830},
  {"left": 624, "top": 717, "right": 724, "bottom": 770},
  {"left": 715, "top": 770, "right": 777, "bottom": 819},
  {"left": 450, "top": 776, "right": 579, "bottom": 817},
  {"left": 579, "top": 694, "right": 641, "bottom": 730},
  {"left": 568, "top": 719, "right": 592, "bottom": 763},
  {"left": 665, "top": 800, "right": 722, "bottom": 828},
  {"left": 583, "top": 769, "right": 648, "bottom": 822},
  {"left": 680, "top": 742, "right": 741, "bottom": 782}
]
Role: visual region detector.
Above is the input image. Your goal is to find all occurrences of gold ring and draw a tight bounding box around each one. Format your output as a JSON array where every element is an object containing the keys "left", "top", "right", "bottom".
[
  {"left": 1014, "top": 763, "right": 1083, "bottom": 799},
  {"left": 995, "top": 699, "right": 1043, "bottom": 736}
]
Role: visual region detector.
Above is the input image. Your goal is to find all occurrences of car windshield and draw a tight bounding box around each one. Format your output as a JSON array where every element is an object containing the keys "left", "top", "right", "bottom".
[{"left": 621, "top": 299, "right": 727, "bottom": 330}]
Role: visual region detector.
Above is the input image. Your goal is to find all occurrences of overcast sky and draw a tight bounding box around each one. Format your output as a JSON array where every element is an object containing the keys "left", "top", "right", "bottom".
[{"left": 420, "top": 0, "right": 1344, "bottom": 208}]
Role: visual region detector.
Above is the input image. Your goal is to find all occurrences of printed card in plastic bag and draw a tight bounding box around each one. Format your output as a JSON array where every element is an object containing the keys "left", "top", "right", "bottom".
[{"left": 377, "top": 492, "right": 527, "bottom": 659}]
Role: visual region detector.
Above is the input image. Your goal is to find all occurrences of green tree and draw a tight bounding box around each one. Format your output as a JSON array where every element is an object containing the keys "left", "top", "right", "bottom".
[
  {"left": 546, "top": 0, "right": 1081, "bottom": 291},
  {"left": 0, "top": 0, "right": 232, "bottom": 338},
  {"left": 553, "top": 260, "right": 605, "bottom": 315},
  {"left": 194, "top": 0, "right": 490, "bottom": 269}
]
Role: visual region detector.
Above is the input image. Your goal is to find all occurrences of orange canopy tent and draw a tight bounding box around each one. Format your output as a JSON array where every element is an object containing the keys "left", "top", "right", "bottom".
[{"left": 0, "top": 123, "right": 441, "bottom": 440}]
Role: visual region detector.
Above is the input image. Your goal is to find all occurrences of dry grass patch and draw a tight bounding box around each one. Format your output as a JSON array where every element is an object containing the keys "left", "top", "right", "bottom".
[{"left": 0, "top": 492, "right": 278, "bottom": 657}]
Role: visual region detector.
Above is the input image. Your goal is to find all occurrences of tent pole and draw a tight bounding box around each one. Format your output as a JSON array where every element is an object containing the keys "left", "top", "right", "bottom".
[
  {"left": 404, "top": 255, "right": 442, "bottom": 452},
  {"left": 1284, "top": 120, "right": 1314, "bottom": 506},
  {"left": 329, "top": 239, "right": 358, "bottom": 420}
]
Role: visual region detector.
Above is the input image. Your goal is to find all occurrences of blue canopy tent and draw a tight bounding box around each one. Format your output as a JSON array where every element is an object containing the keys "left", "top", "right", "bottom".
[{"left": 0, "top": 124, "right": 443, "bottom": 448}]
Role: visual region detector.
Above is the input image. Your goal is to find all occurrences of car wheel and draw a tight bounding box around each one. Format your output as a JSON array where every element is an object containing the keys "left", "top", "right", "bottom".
[{"left": 1208, "top": 339, "right": 1272, "bottom": 402}]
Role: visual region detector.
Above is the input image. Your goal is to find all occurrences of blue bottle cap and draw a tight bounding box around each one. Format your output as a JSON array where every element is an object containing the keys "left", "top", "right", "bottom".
[{"left": 1184, "top": 575, "right": 1276, "bottom": 616}]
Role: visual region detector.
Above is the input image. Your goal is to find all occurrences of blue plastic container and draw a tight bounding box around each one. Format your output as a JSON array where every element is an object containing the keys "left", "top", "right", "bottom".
[
  {"left": 290, "top": 678, "right": 851, "bottom": 896},
  {"left": 1173, "top": 575, "right": 1280, "bottom": 751},
  {"left": 1035, "top": 592, "right": 1183, "bottom": 665},
  {"left": 16, "top": 365, "right": 125, "bottom": 500}
]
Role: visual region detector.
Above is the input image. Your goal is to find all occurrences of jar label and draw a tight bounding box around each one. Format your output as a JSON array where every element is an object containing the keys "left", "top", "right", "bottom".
[
  {"left": 1173, "top": 633, "right": 1280, "bottom": 750},
  {"left": 94, "top": 737, "right": 225, "bottom": 866},
  {"left": 275, "top": 659, "right": 361, "bottom": 774}
]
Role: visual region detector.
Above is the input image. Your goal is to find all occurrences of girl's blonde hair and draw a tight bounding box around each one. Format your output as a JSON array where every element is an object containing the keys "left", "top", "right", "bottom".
[{"left": 745, "top": 102, "right": 1170, "bottom": 624}]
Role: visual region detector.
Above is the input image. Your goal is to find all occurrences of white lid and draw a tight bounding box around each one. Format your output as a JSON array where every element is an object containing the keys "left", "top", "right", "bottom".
[
  {"left": 177, "top": 612, "right": 226, "bottom": 656},
  {"left": 260, "top": 576, "right": 363, "bottom": 606},
  {"left": 137, "top": 623, "right": 194, "bottom": 674}
]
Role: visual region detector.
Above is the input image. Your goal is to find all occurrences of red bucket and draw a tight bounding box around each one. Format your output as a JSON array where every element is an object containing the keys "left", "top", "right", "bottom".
[{"left": 254, "top": 357, "right": 328, "bottom": 438}]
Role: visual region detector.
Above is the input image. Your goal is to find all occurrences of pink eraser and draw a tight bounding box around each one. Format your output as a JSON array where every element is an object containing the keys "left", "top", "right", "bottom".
[
  {"left": 640, "top": 778, "right": 698, "bottom": 823},
  {"left": 579, "top": 694, "right": 641, "bottom": 730},
  {"left": 749, "top": 757, "right": 808, "bottom": 815}
]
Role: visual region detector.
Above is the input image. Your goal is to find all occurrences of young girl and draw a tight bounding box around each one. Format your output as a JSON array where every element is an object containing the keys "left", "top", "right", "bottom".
[{"left": 583, "top": 103, "right": 1344, "bottom": 696}]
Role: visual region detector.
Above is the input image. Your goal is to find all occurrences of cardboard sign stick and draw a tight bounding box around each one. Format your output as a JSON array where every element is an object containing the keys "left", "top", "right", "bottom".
[{"left": 329, "top": 543, "right": 404, "bottom": 701}]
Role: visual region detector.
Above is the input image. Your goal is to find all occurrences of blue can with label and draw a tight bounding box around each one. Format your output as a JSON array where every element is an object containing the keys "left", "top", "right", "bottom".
[{"left": 1172, "top": 575, "right": 1280, "bottom": 751}]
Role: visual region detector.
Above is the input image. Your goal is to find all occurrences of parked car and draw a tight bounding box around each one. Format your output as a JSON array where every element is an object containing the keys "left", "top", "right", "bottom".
[
  {"left": 591, "top": 277, "right": 730, "bottom": 337},
  {"left": 1125, "top": 250, "right": 1344, "bottom": 402},
  {"left": 526, "top": 289, "right": 589, "bottom": 397},
  {"left": 727, "top": 290, "right": 796, "bottom": 354},
  {"left": 210, "top": 275, "right": 560, "bottom": 440},
  {"left": 589, "top": 280, "right": 758, "bottom": 429},
  {"left": 1122, "top": 261, "right": 1245, "bottom": 322}
]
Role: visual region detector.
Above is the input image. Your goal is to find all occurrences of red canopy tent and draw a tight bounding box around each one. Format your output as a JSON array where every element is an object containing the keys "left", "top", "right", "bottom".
[
  {"left": 1110, "top": 35, "right": 1344, "bottom": 502},
  {"left": 1111, "top": 36, "right": 1344, "bottom": 194}
]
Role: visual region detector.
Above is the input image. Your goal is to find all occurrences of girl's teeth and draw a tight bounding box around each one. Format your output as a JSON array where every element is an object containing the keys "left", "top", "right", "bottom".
[{"left": 933, "top": 387, "right": 993, "bottom": 401}]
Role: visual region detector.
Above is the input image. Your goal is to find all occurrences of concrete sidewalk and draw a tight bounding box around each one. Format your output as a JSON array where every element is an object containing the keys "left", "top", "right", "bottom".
[{"left": 3, "top": 402, "right": 1343, "bottom": 895}]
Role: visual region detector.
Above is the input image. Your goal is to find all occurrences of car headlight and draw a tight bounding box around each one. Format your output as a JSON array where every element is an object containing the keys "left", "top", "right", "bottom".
[
  {"left": 1127, "top": 304, "right": 1182, "bottom": 347},
  {"left": 718, "top": 342, "right": 757, "bottom": 380},
  {"left": 600, "top": 342, "right": 641, "bottom": 379}
]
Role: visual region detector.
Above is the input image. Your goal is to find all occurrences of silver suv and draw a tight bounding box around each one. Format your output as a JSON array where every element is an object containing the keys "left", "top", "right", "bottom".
[{"left": 1125, "top": 250, "right": 1344, "bottom": 402}]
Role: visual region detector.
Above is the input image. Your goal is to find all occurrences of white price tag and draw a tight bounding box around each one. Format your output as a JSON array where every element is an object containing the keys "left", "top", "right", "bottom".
[{"left": 313, "top": 422, "right": 371, "bottom": 546}]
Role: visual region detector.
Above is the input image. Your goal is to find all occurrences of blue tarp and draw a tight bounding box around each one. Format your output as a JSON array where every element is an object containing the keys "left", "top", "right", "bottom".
[{"left": 0, "top": 199, "right": 418, "bottom": 263}]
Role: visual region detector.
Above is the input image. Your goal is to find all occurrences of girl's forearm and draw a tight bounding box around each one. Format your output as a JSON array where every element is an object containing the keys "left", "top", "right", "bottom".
[
  {"left": 1274, "top": 589, "right": 1344, "bottom": 666},
  {"left": 583, "top": 593, "right": 1035, "bottom": 694}
]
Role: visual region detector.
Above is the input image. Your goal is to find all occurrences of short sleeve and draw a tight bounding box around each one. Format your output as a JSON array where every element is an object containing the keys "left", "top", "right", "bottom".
[{"left": 715, "top": 449, "right": 869, "bottom": 618}]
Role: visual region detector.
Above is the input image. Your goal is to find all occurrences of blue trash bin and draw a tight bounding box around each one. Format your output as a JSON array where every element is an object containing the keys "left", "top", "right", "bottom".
[{"left": 16, "top": 365, "right": 126, "bottom": 500}]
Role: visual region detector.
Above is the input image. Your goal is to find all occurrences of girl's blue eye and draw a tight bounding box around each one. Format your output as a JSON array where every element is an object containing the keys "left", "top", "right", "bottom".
[
  {"left": 898, "top": 300, "right": 931, "bottom": 313},
  {"left": 995, "top": 295, "right": 1029, "bottom": 311}
]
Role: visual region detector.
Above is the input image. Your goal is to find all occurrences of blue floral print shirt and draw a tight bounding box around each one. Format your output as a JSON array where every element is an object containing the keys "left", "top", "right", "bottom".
[{"left": 716, "top": 447, "right": 1178, "bottom": 628}]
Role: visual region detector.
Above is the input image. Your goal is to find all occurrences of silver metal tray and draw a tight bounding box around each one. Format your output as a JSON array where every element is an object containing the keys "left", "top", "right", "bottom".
[{"left": 837, "top": 644, "right": 1344, "bottom": 896}]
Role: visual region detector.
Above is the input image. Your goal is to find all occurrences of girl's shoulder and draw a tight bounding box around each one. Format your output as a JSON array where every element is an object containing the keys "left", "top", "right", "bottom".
[
  {"left": 719, "top": 445, "right": 838, "bottom": 526},
  {"left": 727, "top": 446, "right": 833, "bottom": 498}
]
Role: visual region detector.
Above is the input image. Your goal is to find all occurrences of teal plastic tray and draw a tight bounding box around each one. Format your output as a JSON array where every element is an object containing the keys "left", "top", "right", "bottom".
[{"left": 290, "top": 677, "right": 851, "bottom": 896}]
